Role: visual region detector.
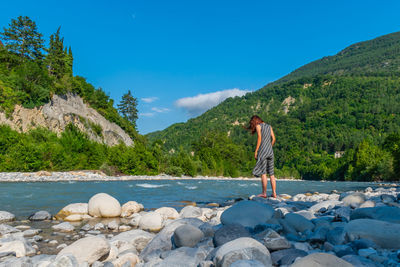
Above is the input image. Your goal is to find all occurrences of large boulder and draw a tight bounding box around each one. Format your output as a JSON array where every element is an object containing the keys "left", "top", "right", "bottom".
[
  {"left": 139, "top": 212, "right": 163, "bottom": 232},
  {"left": 214, "top": 237, "right": 272, "bottom": 267},
  {"left": 155, "top": 207, "right": 179, "bottom": 220},
  {"left": 51, "top": 254, "right": 79, "bottom": 267},
  {"left": 345, "top": 219, "right": 400, "bottom": 249},
  {"left": 290, "top": 253, "right": 353, "bottom": 267},
  {"left": 341, "top": 192, "right": 366, "bottom": 208},
  {"left": 120, "top": 201, "right": 143, "bottom": 218},
  {"left": 140, "top": 218, "right": 204, "bottom": 262},
  {"left": 58, "top": 236, "right": 110, "bottom": 264},
  {"left": 88, "top": 193, "right": 121, "bottom": 218},
  {"left": 110, "top": 229, "right": 155, "bottom": 253},
  {"left": 284, "top": 213, "right": 314, "bottom": 233},
  {"left": 213, "top": 224, "right": 251, "bottom": 247},
  {"left": 55, "top": 203, "right": 88, "bottom": 220},
  {"left": 350, "top": 206, "right": 400, "bottom": 223},
  {"left": 173, "top": 225, "right": 204, "bottom": 248},
  {"left": 221, "top": 201, "right": 274, "bottom": 229},
  {"left": 0, "top": 211, "right": 15, "bottom": 222},
  {"left": 28, "top": 210, "right": 52, "bottom": 221}
]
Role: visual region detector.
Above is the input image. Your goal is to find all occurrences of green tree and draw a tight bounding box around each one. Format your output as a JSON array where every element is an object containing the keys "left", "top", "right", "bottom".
[
  {"left": 46, "top": 27, "right": 67, "bottom": 78},
  {"left": 0, "top": 16, "right": 44, "bottom": 60},
  {"left": 118, "top": 90, "right": 138, "bottom": 127}
]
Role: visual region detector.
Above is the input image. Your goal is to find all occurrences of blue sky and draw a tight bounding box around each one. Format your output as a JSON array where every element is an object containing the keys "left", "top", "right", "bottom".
[{"left": 1, "top": 0, "right": 400, "bottom": 134}]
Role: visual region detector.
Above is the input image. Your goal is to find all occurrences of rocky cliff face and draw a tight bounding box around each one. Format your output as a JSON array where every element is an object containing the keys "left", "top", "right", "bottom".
[{"left": 0, "top": 93, "right": 133, "bottom": 146}]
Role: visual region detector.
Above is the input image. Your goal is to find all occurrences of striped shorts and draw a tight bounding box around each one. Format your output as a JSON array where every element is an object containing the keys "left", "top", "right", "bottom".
[{"left": 253, "top": 156, "right": 274, "bottom": 177}]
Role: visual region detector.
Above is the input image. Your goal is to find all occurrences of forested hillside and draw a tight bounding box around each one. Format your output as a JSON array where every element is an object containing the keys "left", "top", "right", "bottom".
[{"left": 148, "top": 31, "right": 400, "bottom": 181}]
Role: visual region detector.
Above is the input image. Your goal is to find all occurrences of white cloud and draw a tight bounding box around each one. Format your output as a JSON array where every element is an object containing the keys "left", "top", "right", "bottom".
[
  {"left": 175, "top": 88, "right": 251, "bottom": 116},
  {"left": 141, "top": 97, "right": 158, "bottom": 103},
  {"left": 151, "top": 107, "right": 170, "bottom": 113},
  {"left": 139, "top": 112, "right": 155, "bottom": 117}
]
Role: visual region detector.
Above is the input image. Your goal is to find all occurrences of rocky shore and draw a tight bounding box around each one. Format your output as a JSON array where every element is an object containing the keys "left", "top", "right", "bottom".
[{"left": 1, "top": 186, "right": 400, "bottom": 266}]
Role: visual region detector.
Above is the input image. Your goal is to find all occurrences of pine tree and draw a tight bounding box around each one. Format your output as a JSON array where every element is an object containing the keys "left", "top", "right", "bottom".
[
  {"left": 65, "top": 46, "right": 73, "bottom": 75},
  {"left": 118, "top": 90, "right": 138, "bottom": 127},
  {"left": 46, "top": 27, "right": 66, "bottom": 78},
  {"left": 0, "top": 16, "right": 44, "bottom": 60}
]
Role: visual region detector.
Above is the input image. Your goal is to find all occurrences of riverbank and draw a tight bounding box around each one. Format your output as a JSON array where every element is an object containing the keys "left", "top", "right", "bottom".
[
  {"left": 0, "top": 171, "right": 399, "bottom": 187},
  {"left": 0, "top": 171, "right": 300, "bottom": 182},
  {"left": 1, "top": 185, "right": 400, "bottom": 266}
]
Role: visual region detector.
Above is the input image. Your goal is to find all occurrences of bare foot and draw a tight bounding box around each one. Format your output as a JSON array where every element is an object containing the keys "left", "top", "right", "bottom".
[
  {"left": 271, "top": 194, "right": 277, "bottom": 198},
  {"left": 257, "top": 193, "right": 267, "bottom": 198}
]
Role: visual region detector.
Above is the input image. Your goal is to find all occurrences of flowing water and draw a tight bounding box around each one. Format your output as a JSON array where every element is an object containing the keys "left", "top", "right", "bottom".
[{"left": 0, "top": 179, "right": 381, "bottom": 218}]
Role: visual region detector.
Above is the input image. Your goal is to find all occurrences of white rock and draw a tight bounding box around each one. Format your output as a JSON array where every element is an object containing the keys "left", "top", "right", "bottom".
[
  {"left": 88, "top": 193, "right": 121, "bottom": 218},
  {"left": 0, "top": 240, "right": 35, "bottom": 257},
  {"left": 121, "top": 201, "right": 143, "bottom": 218},
  {"left": 112, "top": 252, "right": 139, "bottom": 267},
  {"left": 0, "top": 211, "right": 15, "bottom": 222},
  {"left": 58, "top": 236, "right": 110, "bottom": 264},
  {"left": 110, "top": 229, "right": 155, "bottom": 253},
  {"left": 139, "top": 212, "right": 163, "bottom": 232},
  {"left": 64, "top": 214, "right": 86, "bottom": 222},
  {"left": 55, "top": 203, "right": 88, "bottom": 220},
  {"left": 128, "top": 213, "right": 141, "bottom": 227},
  {"left": 108, "top": 220, "right": 119, "bottom": 230},
  {"left": 155, "top": 207, "right": 179, "bottom": 220},
  {"left": 0, "top": 224, "right": 20, "bottom": 235},
  {"left": 214, "top": 237, "right": 272, "bottom": 267},
  {"left": 52, "top": 222, "right": 75, "bottom": 232},
  {"left": 309, "top": 200, "right": 341, "bottom": 212},
  {"left": 118, "top": 225, "right": 131, "bottom": 232}
]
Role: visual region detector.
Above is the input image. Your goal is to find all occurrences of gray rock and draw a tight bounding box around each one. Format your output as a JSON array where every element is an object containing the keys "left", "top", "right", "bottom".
[
  {"left": 341, "top": 192, "right": 366, "bottom": 208},
  {"left": 334, "top": 206, "right": 352, "bottom": 222},
  {"left": 349, "top": 238, "right": 377, "bottom": 250},
  {"left": 278, "top": 219, "right": 299, "bottom": 237},
  {"left": 350, "top": 206, "right": 400, "bottom": 223},
  {"left": 333, "top": 244, "right": 354, "bottom": 257},
  {"left": 179, "top": 206, "right": 203, "bottom": 218},
  {"left": 230, "top": 259, "right": 265, "bottom": 267},
  {"left": 140, "top": 218, "right": 203, "bottom": 262},
  {"left": 198, "top": 261, "right": 214, "bottom": 267},
  {"left": 157, "top": 247, "right": 208, "bottom": 267},
  {"left": 213, "top": 237, "right": 272, "bottom": 267},
  {"left": 81, "top": 224, "right": 92, "bottom": 231},
  {"left": 260, "top": 229, "right": 291, "bottom": 251},
  {"left": 0, "top": 211, "right": 15, "bottom": 223},
  {"left": 23, "top": 228, "right": 41, "bottom": 237},
  {"left": 309, "top": 200, "right": 341, "bottom": 213},
  {"left": 270, "top": 248, "right": 307, "bottom": 265},
  {"left": 358, "top": 247, "right": 377, "bottom": 258},
  {"left": 213, "top": 224, "right": 250, "bottom": 247},
  {"left": 290, "top": 252, "right": 354, "bottom": 267},
  {"left": 220, "top": 201, "right": 274, "bottom": 229},
  {"left": 173, "top": 224, "right": 204, "bottom": 248},
  {"left": 284, "top": 213, "right": 314, "bottom": 233},
  {"left": 345, "top": 219, "right": 400, "bottom": 249},
  {"left": 0, "top": 224, "right": 20, "bottom": 235},
  {"left": 294, "top": 210, "right": 316, "bottom": 220},
  {"left": 380, "top": 194, "right": 396, "bottom": 203},
  {"left": 341, "top": 255, "right": 378, "bottom": 267},
  {"left": 50, "top": 254, "right": 79, "bottom": 267},
  {"left": 309, "top": 226, "right": 329, "bottom": 243},
  {"left": 29, "top": 210, "right": 52, "bottom": 221},
  {"left": 326, "top": 227, "right": 346, "bottom": 245}
]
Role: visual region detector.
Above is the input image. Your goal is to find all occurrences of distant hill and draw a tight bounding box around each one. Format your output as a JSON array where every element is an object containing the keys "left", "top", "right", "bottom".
[{"left": 147, "top": 31, "right": 400, "bottom": 180}]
